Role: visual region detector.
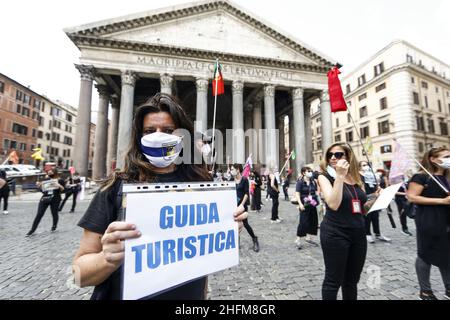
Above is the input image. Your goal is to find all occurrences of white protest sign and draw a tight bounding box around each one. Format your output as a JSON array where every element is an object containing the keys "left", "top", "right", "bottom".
[
  {"left": 368, "top": 183, "right": 403, "bottom": 213},
  {"left": 122, "top": 182, "right": 239, "bottom": 300}
]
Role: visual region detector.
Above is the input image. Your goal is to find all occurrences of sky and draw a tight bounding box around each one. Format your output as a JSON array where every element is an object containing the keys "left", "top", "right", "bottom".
[{"left": 1, "top": 0, "right": 449, "bottom": 122}]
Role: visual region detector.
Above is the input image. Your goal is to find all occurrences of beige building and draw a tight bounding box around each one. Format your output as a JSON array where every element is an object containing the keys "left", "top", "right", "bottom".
[
  {"left": 311, "top": 40, "right": 450, "bottom": 169},
  {"left": 37, "top": 98, "right": 77, "bottom": 169}
]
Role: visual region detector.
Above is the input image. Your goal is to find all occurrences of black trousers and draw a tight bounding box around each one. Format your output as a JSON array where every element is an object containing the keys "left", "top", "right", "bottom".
[
  {"left": 394, "top": 198, "right": 408, "bottom": 230},
  {"left": 320, "top": 221, "right": 367, "bottom": 300},
  {"left": 271, "top": 197, "right": 279, "bottom": 220},
  {"left": 253, "top": 188, "right": 261, "bottom": 211},
  {"left": 29, "top": 197, "right": 61, "bottom": 233},
  {"left": 0, "top": 190, "right": 9, "bottom": 211},
  {"left": 243, "top": 218, "right": 257, "bottom": 239},
  {"left": 59, "top": 191, "right": 78, "bottom": 211},
  {"left": 365, "top": 210, "right": 381, "bottom": 236},
  {"left": 283, "top": 186, "right": 289, "bottom": 200}
]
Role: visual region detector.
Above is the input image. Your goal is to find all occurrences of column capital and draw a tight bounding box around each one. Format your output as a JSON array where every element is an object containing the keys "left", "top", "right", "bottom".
[
  {"left": 195, "top": 78, "right": 209, "bottom": 92},
  {"left": 75, "top": 64, "right": 95, "bottom": 81},
  {"left": 110, "top": 94, "right": 120, "bottom": 108},
  {"left": 292, "top": 87, "right": 304, "bottom": 100},
  {"left": 244, "top": 104, "right": 253, "bottom": 112},
  {"left": 232, "top": 80, "right": 244, "bottom": 94},
  {"left": 160, "top": 73, "right": 173, "bottom": 88},
  {"left": 95, "top": 84, "right": 111, "bottom": 99},
  {"left": 121, "top": 70, "right": 139, "bottom": 86},
  {"left": 264, "top": 84, "right": 275, "bottom": 98},
  {"left": 320, "top": 90, "right": 330, "bottom": 102}
]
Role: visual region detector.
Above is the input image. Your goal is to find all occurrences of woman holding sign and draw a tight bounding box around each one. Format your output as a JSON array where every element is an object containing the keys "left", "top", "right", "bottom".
[
  {"left": 73, "top": 93, "right": 247, "bottom": 300},
  {"left": 317, "top": 143, "right": 368, "bottom": 300},
  {"left": 407, "top": 147, "right": 450, "bottom": 300}
]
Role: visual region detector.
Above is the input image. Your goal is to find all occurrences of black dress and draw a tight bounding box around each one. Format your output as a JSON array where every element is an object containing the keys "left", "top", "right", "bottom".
[
  {"left": 251, "top": 175, "right": 262, "bottom": 211},
  {"left": 411, "top": 173, "right": 450, "bottom": 268},
  {"left": 296, "top": 179, "right": 319, "bottom": 236}
]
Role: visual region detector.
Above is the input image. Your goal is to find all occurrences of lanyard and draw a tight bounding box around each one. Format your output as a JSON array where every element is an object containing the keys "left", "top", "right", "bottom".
[{"left": 344, "top": 184, "right": 359, "bottom": 200}]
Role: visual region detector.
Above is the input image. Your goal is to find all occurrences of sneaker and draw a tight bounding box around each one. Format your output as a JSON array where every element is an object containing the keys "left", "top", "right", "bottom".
[
  {"left": 305, "top": 239, "right": 319, "bottom": 246},
  {"left": 271, "top": 219, "right": 281, "bottom": 224},
  {"left": 444, "top": 291, "right": 450, "bottom": 300},
  {"left": 401, "top": 229, "right": 413, "bottom": 236},
  {"left": 366, "top": 235, "right": 375, "bottom": 243},
  {"left": 419, "top": 291, "right": 438, "bottom": 300},
  {"left": 3, "top": 211, "right": 8, "bottom": 215},
  {"left": 376, "top": 234, "right": 391, "bottom": 242},
  {"left": 25, "top": 231, "right": 34, "bottom": 237},
  {"left": 69, "top": 209, "right": 75, "bottom": 213},
  {"left": 51, "top": 226, "right": 57, "bottom": 232},
  {"left": 295, "top": 238, "right": 301, "bottom": 247}
]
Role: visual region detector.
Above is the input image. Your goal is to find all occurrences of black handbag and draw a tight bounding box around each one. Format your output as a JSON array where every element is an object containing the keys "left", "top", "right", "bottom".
[{"left": 403, "top": 201, "right": 417, "bottom": 219}]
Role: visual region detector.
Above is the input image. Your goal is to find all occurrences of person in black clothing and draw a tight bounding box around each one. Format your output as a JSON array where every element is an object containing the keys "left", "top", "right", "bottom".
[
  {"left": 394, "top": 176, "right": 413, "bottom": 236},
  {"left": 0, "top": 170, "right": 10, "bottom": 214},
  {"left": 282, "top": 175, "right": 289, "bottom": 200},
  {"left": 26, "top": 168, "right": 65, "bottom": 236},
  {"left": 231, "top": 164, "right": 259, "bottom": 252},
  {"left": 268, "top": 172, "right": 281, "bottom": 222},
  {"left": 317, "top": 143, "right": 370, "bottom": 300},
  {"left": 407, "top": 147, "right": 450, "bottom": 300},
  {"left": 58, "top": 172, "right": 82, "bottom": 213},
  {"left": 250, "top": 170, "right": 262, "bottom": 212},
  {"left": 295, "top": 167, "right": 319, "bottom": 249},
  {"left": 72, "top": 93, "right": 247, "bottom": 300}
]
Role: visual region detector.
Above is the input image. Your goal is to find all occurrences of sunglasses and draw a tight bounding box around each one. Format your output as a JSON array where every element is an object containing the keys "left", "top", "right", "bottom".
[{"left": 327, "top": 152, "right": 345, "bottom": 160}]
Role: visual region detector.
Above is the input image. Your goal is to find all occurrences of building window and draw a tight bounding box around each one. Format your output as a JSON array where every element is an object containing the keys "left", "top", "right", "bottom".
[
  {"left": 440, "top": 120, "right": 449, "bottom": 136},
  {"left": 317, "top": 139, "right": 322, "bottom": 150},
  {"left": 47, "top": 146, "right": 50, "bottom": 154},
  {"left": 375, "top": 83, "right": 386, "bottom": 92},
  {"left": 67, "top": 149, "right": 71, "bottom": 157},
  {"left": 346, "top": 130, "right": 354, "bottom": 142},
  {"left": 12, "top": 123, "right": 28, "bottom": 135},
  {"left": 10, "top": 140, "right": 17, "bottom": 149},
  {"left": 438, "top": 100, "right": 442, "bottom": 112},
  {"left": 3, "top": 139, "right": 10, "bottom": 150},
  {"left": 380, "top": 145, "right": 392, "bottom": 154},
  {"left": 334, "top": 134, "right": 341, "bottom": 142},
  {"left": 374, "top": 62, "right": 384, "bottom": 77},
  {"left": 378, "top": 120, "right": 390, "bottom": 135},
  {"left": 0, "top": 81, "right": 4, "bottom": 93},
  {"left": 33, "top": 99, "right": 41, "bottom": 109},
  {"left": 66, "top": 114, "right": 72, "bottom": 122},
  {"left": 418, "top": 142, "right": 424, "bottom": 153},
  {"left": 45, "top": 133, "right": 51, "bottom": 141},
  {"left": 38, "top": 116, "right": 44, "bottom": 126},
  {"left": 435, "top": 87, "right": 439, "bottom": 93},
  {"left": 424, "top": 96, "right": 428, "bottom": 108},
  {"left": 30, "top": 144, "right": 35, "bottom": 151},
  {"left": 19, "top": 143, "right": 26, "bottom": 151},
  {"left": 48, "top": 120, "right": 52, "bottom": 129},
  {"left": 416, "top": 115, "right": 425, "bottom": 131},
  {"left": 360, "top": 126, "right": 370, "bottom": 139},
  {"left": 41, "top": 102, "right": 45, "bottom": 112},
  {"left": 16, "top": 90, "right": 23, "bottom": 100},
  {"left": 421, "top": 81, "right": 428, "bottom": 89},
  {"left": 16, "top": 104, "right": 21, "bottom": 113},
  {"left": 413, "top": 92, "right": 420, "bottom": 105},
  {"left": 359, "top": 106, "right": 368, "bottom": 118},
  {"left": 347, "top": 113, "right": 351, "bottom": 123},
  {"left": 64, "top": 136, "right": 73, "bottom": 145},
  {"left": 23, "top": 94, "right": 31, "bottom": 105},
  {"left": 22, "top": 107, "right": 30, "bottom": 117},
  {"left": 358, "top": 74, "right": 366, "bottom": 87},
  {"left": 346, "top": 84, "right": 351, "bottom": 94},
  {"left": 336, "top": 118, "right": 339, "bottom": 127},
  {"left": 37, "top": 131, "right": 43, "bottom": 139},
  {"left": 32, "top": 129, "right": 36, "bottom": 138},
  {"left": 380, "top": 97, "right": 388, "bottom": 110},
  {"left": 411, "top": 77, "right": 415, "bottom": 83},
  {"left": 427, "top": 118, "right": 435, "bottom": 133},
  {"left": 316, "top": 127, "right": 321, "bottom": 135},
  {"left": 406, "top": 54, "right": 413, "bottom": 63},
  {"left": 52, "top": 132, "right": 60, "bottom": 142},
  {"left": 358, "top": 93, "right": 367, "bottom": 101}
]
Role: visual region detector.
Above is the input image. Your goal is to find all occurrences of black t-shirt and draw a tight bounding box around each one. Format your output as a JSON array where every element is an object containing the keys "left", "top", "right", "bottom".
[
  {"left": 267, "top": 177, "right": 279, "bottom": 198},
  {"left": 41, "top": 177, "right": 65, "bottom": 199},
  {"left": 410, "top": 173, "right": 450, "bottom": 267},
  {"left": 235, "top": 177, "right": 249, "bottom": 211},
  {"left": 295, "top": 179, "right": 318, "bottom": 204},
  {"left": 320, "top": 174, "right": 367, "bottom": 229},
  {"left": 78, "top": 166, "right": 208, "bottom": 300}
]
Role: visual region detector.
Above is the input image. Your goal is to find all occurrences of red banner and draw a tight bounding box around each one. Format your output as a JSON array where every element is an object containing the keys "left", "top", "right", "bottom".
[{"left": 327, "top": 67, "right": 347, "bottom": 113}]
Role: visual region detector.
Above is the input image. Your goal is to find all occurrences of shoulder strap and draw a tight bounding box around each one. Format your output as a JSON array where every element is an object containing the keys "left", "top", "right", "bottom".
[{"left": 115, "top": 179, "right": 125, "bottom": 221}]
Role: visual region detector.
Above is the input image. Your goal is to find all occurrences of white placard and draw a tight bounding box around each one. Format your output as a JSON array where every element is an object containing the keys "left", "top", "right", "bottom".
[
  {"left": 122, "top": 181, "right": 239, "bottom": 300},
  {"left": 368, "top": 183, "right": 403, "bottom": 213}
]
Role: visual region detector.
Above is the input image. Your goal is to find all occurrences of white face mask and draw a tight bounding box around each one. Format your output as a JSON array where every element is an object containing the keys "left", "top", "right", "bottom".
[
  {"left": 305, "top": 172, "right": 313, "bottom": 178},
  {"left": 231, "top": 169, "right": 238, "bottom": 177},
  {"left": 362, "top": 165, "right": 370, "bottom": 172},
  {"left": 326, "top": 165, "right": 336, "bottom": 179},
  {"left": 140, "top": 132, "right": 183, "bottom": 168},
  {"left": 436, "top": 158, "right": 450, "bottom": 170}
]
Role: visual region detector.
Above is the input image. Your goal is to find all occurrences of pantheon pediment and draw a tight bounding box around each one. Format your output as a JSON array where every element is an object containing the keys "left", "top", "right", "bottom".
[{"left": 65, "top": 0, "right": 338, "bottom": 71}]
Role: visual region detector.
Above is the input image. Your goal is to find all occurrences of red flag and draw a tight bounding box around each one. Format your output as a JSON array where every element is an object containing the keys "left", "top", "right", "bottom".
[
  {"left": 327, "top": 67, "right": 347, "bottom": 113},
  {"left": 212, "top": 61, "right": 224, "bottom": 96}
]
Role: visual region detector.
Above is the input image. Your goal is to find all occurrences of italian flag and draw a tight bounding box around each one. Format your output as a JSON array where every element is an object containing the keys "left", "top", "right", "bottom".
[{"left": 212, "top": 61, "right": 225, "bottom": 96}]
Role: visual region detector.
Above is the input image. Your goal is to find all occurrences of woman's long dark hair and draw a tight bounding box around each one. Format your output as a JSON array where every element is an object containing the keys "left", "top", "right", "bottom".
[{"left": 102, "top": 93, "right": 211, "bottom": 190}]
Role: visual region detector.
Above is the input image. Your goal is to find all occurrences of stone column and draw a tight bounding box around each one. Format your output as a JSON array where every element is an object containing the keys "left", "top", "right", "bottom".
[
  {"left": 92, "top": 85, "right": 110, "bottom": 180},
  {"left": 320, "top": 90, "right": 333, "bottom": 152},
  {"left": 278, "top": 115, "right": 286, "bottom": 173},
  {"left": 305, "top": 102, "right": 313, "bottom": 164},
  {"left": 232, "top": 80, "right": 245, "bottom": 163},
  {"left": 195, "top": 78, "right": 208, "bottom": 134},
  {"left": 244, "top": 104, "right": 253, "bottom": 159},
  {"left": 116, "top": 70, "right": 138, "bottom": 170},
  {"left": 160, "top": 73, "right": 173, "bottom": 95},
  {"left": 288, "top": 112, "right": 296, "bottom": 177},
  {"left": 73, "top": 65, "right": 94, "bottom": 177},
  {"left": 264, "top": 84, "right": 278, "bottom": 170},
  {"left": 252, "top": 99, "right": 263, "bottom": 167},
  {"left": 107, "top": 95, "right": 120, "bottom": 176},
  {"left": 293, "top": 87, "right": 306, "bottom": 171}
]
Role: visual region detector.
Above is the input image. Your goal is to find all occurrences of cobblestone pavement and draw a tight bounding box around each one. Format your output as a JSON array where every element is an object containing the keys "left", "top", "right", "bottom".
[{"left": 0, "top": 190, "right": 446, "bottom": 300}]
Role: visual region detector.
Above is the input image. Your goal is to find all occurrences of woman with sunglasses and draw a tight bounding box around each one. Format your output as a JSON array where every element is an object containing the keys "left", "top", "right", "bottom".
[
  {"left": 317, "top": 143, "right": 367, "bottom": 300},
  {"left": 407, "top": 147, "right": 450, "bottom": 300}
]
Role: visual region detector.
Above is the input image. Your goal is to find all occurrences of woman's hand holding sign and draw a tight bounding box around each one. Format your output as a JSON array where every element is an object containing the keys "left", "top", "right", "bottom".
[
  {"left": 233, "top": 204, "right": 247, "bottom": 233},
  {"left": 101, "top": 222, "right": 141, "bottom": 270}
]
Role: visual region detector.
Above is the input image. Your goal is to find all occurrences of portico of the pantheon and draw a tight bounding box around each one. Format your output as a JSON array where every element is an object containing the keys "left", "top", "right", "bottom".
[{"left": 65, "top": 0, "right": 339, "bottom": 179}]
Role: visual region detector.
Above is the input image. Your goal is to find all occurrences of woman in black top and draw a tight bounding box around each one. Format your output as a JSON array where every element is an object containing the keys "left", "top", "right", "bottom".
[
  {"left": 0, "top": 170, "right": 10, "bottom": 214},
  {"left": 72, "top": 93, "right": 247, "bottom": 300},
  {"left": 394, "top": 177, "right": 412, "bottom": 236},
  {"left": 231, "top": 164, "right": 259, "bottom": 252},
  {"left": 58, "top": 172, "right": 82, "bottom": 213},
  {"left": 250, "top": 170, "right": 262, "bottom": 212},
  {"left": 407, "top": 147, "right": 450, "bottom": 300},
  {"left": 317, "top": 143, "right": 369, "bottom": 300},
  {"left": 26, "top": 168, "right": 65, "bottom": 236},
  {"left": 295, "top": 166, "right": 319, "bottom": 249}
]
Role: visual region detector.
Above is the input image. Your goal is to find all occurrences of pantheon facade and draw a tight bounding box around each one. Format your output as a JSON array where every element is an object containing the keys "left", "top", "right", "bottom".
[{"left": 65, "top": 0, "right": 338, "bottom": 179}]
